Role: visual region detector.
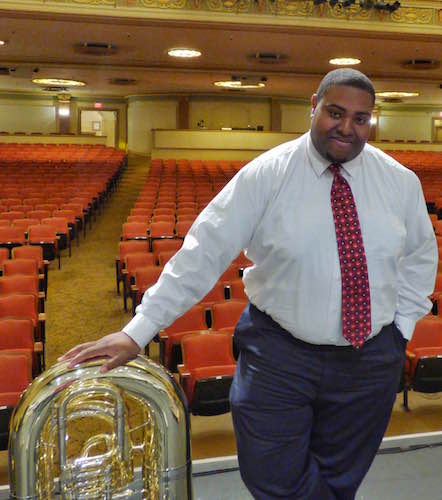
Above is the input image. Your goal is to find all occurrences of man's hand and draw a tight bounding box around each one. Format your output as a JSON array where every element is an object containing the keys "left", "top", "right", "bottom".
[{"left": 58, "top": 331, "right": 141, "bottom": 373}]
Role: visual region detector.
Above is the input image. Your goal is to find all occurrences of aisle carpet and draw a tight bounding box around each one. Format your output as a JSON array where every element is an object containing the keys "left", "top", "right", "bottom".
[{"left": 45, "top": 157, "right": 143, "bottom": 364}]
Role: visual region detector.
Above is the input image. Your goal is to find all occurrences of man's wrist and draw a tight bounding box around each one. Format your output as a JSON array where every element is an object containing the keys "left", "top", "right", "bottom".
[{"left": 123, "top": 313, "right": 158, "bottom": 348}]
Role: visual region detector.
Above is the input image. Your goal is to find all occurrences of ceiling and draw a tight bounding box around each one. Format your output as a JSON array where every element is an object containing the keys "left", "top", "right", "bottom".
[{"left": 0, "top": 9, "right": 441, "bottom": 106}]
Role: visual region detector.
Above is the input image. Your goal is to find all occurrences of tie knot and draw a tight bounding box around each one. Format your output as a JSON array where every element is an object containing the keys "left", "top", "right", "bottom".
[{"left": 329, "top": 163, "right": 342, "bottom": 176}]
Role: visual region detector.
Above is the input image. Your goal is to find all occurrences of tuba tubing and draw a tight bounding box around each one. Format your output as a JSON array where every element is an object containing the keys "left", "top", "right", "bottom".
[{"left": 8, "top": 355, "right": 192, "bottom": 499}]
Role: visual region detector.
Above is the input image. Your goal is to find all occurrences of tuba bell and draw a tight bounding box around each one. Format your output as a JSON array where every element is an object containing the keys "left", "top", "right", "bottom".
[{"left": 8, "top": 355, "right": 192, "bottom": 499}]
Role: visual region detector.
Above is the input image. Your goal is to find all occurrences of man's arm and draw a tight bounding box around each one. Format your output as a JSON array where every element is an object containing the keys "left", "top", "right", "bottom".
[
  {"left": 123, "top": 162, "right": 268, "bottom": 347},
  {"left": 394, "top": 173, "right": 438, "bottom": 339}
]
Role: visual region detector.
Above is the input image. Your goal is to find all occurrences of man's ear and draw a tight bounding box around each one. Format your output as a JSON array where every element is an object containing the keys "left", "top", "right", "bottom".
[{"left": 311, "top": 94, "right": 318, "bottom": 117}]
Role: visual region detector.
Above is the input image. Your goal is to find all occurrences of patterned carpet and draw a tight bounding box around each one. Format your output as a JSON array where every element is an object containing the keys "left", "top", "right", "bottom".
[{"left": 45, "top": 155, "right": 147, "bottom": 366}]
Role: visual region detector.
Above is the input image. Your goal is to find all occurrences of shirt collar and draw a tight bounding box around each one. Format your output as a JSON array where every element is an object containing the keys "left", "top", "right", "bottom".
[{"left": 306, "top": 131, "right": 364, "bottom": 179}]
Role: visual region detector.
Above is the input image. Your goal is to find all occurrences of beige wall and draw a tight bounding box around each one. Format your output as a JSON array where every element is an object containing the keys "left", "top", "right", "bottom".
[
  {"left": 128, "top": 98, "right": 178, "bottom": 155},
  {"left": 434, "top": 119, "right": 442, "bottom": 142},
  {"left": 2, "top": 93, "right": 440, "bottom": 155},
  {"left": 281, "top": 102, "right": 312, "bottom": 133},
  {"left": 378, "top": 110, "right": 433, "bottom": 142},
  {"left": 0, "top": 134, "right": 106, "bottom": 145},
  {"left": 127, "top": 96, "right": 310, "bottom": 156},
  {"left": 189, "top": 98, "right": 270, "bottom": 131},
  {"left": 152, "top": 129, "right": 300, "bottom": 160},
  {"left": 0, "top": 97, "right": 56, "bottom": 133}
]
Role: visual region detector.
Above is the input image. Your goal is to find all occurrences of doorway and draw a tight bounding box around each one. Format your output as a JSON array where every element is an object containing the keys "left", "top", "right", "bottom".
[
  {"left": 80, "top": 110, "right": 118, "bottom": 147},
  {"left": 433, "top": 118, "right": 442, "bottom": 142}
]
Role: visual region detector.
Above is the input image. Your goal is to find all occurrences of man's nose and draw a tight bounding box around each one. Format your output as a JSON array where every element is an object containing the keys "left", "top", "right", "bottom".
[{"left": 338, "top": 117, "right": 353, "bottom": 136}]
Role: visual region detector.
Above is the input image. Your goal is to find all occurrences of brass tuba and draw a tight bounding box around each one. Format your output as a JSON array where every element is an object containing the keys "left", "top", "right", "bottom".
[{"left": 8, "top": 355, "right": 192, "bottom": 499}]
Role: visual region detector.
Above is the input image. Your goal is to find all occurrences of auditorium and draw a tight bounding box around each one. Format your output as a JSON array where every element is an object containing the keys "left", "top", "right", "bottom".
[{"left": 0, "top": 1, "right": 441, "bottom": 498}]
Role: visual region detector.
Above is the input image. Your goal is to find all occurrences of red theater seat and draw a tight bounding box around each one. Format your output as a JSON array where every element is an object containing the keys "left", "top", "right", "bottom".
[{"left": 178, "top": 333, "right": 236, "bottom": 415}]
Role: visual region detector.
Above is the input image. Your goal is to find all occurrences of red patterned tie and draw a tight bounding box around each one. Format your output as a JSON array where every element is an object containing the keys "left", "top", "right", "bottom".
[{"left": 330, "top": 163, "right": 371, "bottom": 348}]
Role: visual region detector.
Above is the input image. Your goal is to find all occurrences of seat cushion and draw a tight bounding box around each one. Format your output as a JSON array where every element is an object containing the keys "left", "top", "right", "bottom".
[
  {"left": 0, "top": 392, "right": 22, "bottom": 407},
  {"left": 186, "top": 365, "right": 236, "bottom": 404},
  {"left": 410, "top": 347, "right": 442, "bottom": 375}
]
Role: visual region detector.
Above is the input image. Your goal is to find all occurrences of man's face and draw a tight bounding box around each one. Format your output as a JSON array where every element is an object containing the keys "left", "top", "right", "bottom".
[{"left": 310, "top": 84, "right": 374, "bottom": 164}]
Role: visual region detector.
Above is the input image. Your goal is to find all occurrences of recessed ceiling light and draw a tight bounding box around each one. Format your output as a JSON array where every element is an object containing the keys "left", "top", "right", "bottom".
[
  {"left": 32, "top": 78, "right": 86, "bottom": 87},
  {"left": 168, "top": 48, "right": 201, "bottom": 58},
  {"left": 0, "top": 40, "right": 6, "bottom": 47},
  {"left": 214, "top": 80, "right": 265, "bottom": 89},
  {"left": 375, "top": 91, "right": 419, "bottom": 98},
  {"left": 329, "top": 58, "right": 361, "bottom": 66}
]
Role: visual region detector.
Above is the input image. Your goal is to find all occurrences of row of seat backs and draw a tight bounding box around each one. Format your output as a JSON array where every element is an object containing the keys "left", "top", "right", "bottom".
[{"left": 159, "top": 300, "right": 248, "bottom": 373}]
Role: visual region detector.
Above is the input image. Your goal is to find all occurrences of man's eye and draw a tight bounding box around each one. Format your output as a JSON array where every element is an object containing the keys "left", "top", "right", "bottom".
[
  {"left": 355, "top": 116, "right": 368, "bottom": 125},
  {"left": 329, "top": 111, "right": 341, "bottom": 119}
]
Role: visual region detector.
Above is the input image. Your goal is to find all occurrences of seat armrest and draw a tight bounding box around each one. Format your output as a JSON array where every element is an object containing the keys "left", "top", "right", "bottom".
[
  {"left": 177, "top": 364, "right": 190, "bottom": 378},
  {"left": 34, "top": 342, "right": 43, "bottom": 353},
  {"left": 158, "top": 330, "right": 168, "bottom": 340}
]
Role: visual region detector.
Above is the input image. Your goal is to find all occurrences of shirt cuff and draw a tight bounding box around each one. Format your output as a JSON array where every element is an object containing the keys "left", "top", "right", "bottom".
[
  {"left": 122, "top": 313, "right": 158, "bottom": 348},
  {"left": 394, "top": 314, "right": 417, "bottom": 341}
]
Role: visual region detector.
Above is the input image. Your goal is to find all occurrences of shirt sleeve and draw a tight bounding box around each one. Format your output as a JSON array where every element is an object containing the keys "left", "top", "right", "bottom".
[
  {"left": 394, "top": 173, "right": 438, "bottom": 340},
  {"left": 123, "top": 159, "right": 270, "bottom": 347}
]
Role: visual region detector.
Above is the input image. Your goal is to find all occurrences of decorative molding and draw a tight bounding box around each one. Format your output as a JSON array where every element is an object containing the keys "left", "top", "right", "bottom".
[{"left": 1, "top": 0, "right": 440, "bottom": 33}]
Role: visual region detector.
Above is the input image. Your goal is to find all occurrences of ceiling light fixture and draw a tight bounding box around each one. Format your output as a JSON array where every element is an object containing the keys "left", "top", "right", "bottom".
[
  {"left": 32, "top": 78, "right": 86, "bottom": 87},
  {"left": 376, "top": 91, "right": 419, "bottom": 98},
  {"left": 74, "top": 42, "right": 118, "bottom": 56},
  {"left": 168, "top": 48, "right": 201, "bottom": 58},
  {"left": 0, "top": 40, "right": 6, "bottom": 47},
  {"left": 402, "top": 59, "right": 440, "bottom": 70},
  {"left": 214, "top": 80, "right": 265, "bottom": 89},
  {"left": 329, "top": 58, "right": 361, "bottom": 66}
]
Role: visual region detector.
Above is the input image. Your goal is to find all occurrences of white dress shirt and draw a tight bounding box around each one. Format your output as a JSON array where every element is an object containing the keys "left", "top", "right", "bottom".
[{"left": 124, "top": 132, "right": 438, "bottom": 347}]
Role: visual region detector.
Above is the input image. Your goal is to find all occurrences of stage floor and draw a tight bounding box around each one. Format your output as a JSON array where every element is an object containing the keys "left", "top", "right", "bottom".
[
  {"left": 192, "top": 432, "right": 442, "bottom": 500},
  {"left": 2, "top": 432, "right": 441, "bottom": 499}
]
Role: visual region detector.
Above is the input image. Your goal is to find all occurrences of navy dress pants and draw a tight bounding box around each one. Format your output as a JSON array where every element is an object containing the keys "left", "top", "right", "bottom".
[{"left": 230, "top": 304, "right": 406, "bottom": 500}]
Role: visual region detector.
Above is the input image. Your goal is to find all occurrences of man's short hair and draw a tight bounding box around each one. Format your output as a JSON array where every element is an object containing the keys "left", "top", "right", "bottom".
[{"left": 316, "top": 69, "right": 375, "bottom": 104}]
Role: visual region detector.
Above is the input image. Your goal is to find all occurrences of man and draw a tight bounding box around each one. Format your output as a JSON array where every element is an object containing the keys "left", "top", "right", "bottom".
[{"left": 61, "top": 69, "right": 437, "bottom": 499}]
